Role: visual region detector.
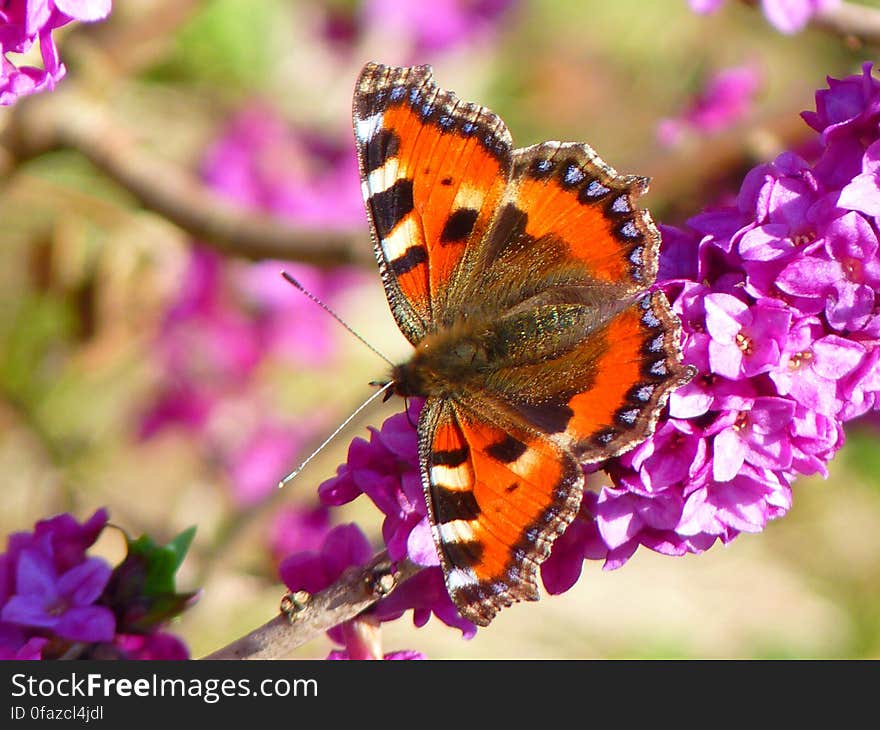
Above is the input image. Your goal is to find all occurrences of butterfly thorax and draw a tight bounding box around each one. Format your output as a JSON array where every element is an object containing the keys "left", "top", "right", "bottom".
[{"left": 391, "top": 302, "right": 601, "bottom": 401}]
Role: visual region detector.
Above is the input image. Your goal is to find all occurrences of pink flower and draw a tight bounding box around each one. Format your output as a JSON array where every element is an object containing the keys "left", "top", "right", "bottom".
[
  {"left": 0, "top": 0, "right": 111, "bottom": 105},
  {"left": 689, "top": 0, "right": 839, "bottom": 34},
  {"left": 1, "top": 550, "right": 116, "bottom": 643},
  {"left": 708, "top": 396, "right": 797, "bottom": 481},
  {"left": 838, "top": 140, "right": 880, "bottom": 217},
  {"left": 280, "top": 524, "right": 373, "bottom": 597},
  {"left": 658, "top": 65, "right": 761, "bottom": 145},
  {"left": 355, "top": 0, "right": 517, "bottom": 57},
  {"left": 704, "top": 294, "right": 792, "bottom": 379},
  {"left": 319, "top": 399, "right": 433, "bottom": 566},
  {"left": 0, "top": 509, "right": 192, "bottom": 659},
  {"left": 776, "top": 212, "right": 880, "bottom": 331},
  {"left": 267, "top": 505, "right": 331, "bottom": 566},
  {"left": 112, "top": 632, "right": 189, "bottom": 660},
  {"left": 201, "top": 106, "right": 363, "bottom": 230},
  {"left": 327, "top": 648, "right": 426, "bottom": 660},
  {"left": 224, "top": 421, "right": 306, "bottom": 507}
]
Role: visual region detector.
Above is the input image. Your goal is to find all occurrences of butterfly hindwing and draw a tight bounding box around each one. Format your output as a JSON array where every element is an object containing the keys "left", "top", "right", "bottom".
[
  {"left": 419, "top": 397, "right": 584, "bottom": 626},
  {"left": 495, "top": 291, "right": 690, "bottom": 463},
  {"left": 354, "top": 62, "right": 513, "bottom": 343}
]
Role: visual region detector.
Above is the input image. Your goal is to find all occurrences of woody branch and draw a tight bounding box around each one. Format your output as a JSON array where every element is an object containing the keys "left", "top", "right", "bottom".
[
  {"left": 0, "top": 85, "right": 374, "bottom": 268},
  {"left": 202, "top": 552, "right": 422, "bottom": 660}
]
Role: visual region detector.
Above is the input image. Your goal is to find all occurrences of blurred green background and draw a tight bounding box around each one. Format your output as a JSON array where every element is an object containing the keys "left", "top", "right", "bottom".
[{"left": 1, "top": 0, "right": 880, "bottom": 658}]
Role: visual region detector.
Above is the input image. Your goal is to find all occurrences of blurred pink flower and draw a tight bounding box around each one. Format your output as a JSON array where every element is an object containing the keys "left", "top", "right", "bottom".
[
  {"left": 760, "top": 0, "right": 839, "bottom": 33},
  {"left": 689, "top": 0, "right": 838, "bottom": 34},
  {"left": 224, "top": 421, "right": 306, "bottom": 507},
  {"left": 201, "top": 105, "right": 363, "bottom": 229},
  {"left": 268, "top": 505, "right": 331, "bottom": 566},
  {"left": 658, "top": 65, "right": 761, "bottom": 146},
  {"left": 327, "top": 648, "right": 426, "bottom": 660},
  {"left": 142, "top": 104, "right": 369, "bottom": 504},
  {"left": 361, "top": 0, "right": 517, "bottom": 56},
  {"left": 112, "top": 632, "right": 189, "bottom": 660}
]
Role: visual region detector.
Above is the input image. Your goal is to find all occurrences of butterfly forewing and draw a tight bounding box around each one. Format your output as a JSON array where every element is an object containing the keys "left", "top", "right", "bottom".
[{"left": 354, "top": 62, "right": 513, "bottom": 341}]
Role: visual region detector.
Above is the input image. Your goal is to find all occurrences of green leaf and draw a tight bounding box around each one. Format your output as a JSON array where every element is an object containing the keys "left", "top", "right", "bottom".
[
  {"left": 126, "top": 526, "right": 197, "bottom": 597},
  {"left": 103, "top": 526, "right": 199, "bottom": 633}
]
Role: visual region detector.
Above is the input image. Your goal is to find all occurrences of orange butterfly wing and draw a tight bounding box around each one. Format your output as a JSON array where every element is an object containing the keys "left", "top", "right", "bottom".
[
  {"left": 353, "top": 62, "right": 511, "bottom": 343},
  {"left": 419, "top": 397, "right": 583, "bottom": 626}
]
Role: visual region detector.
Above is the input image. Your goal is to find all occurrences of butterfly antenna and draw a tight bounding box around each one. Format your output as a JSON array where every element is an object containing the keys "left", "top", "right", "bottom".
[
  {"left": 281, "top": 271, "right": 394, "bottom": 366},
  {"left": 278, "top": 380, "right": 395, "bottom": 488}
]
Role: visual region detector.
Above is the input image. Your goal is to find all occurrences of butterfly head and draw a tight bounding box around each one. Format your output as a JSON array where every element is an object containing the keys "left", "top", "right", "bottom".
[
  {"left": 390, "top": 323, "right": 493, "bottom": 401},
  {"left": 389, "top": 357, "right": 438, "bottom": 400}
]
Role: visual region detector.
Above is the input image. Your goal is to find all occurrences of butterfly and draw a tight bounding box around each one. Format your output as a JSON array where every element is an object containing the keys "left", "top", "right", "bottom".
[{"left": 353, "top": 62, "right": 692, "bottom": 627}]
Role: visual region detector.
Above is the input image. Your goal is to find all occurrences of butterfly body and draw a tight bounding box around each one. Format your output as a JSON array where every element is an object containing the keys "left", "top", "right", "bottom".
[
  {"left": 392, "top": 297, "right": 603, "bottom": 400},
  {"left": 354, "top": 62, "right": 692, "bottom": 626}
]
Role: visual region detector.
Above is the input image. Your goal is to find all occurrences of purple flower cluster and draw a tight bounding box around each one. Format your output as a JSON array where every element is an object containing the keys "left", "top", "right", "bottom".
[
  {"left": 0, "top": 0, "right": 111, "bottom": 105},
  {"left": 0, "top": 510, "right": 189, "bottom": 659},
  {"left": 578, "top": 62, "right": 880, "bottom": 572},
  {"left": 658, "top": 64, "right": 761, "bottom": 146},
  {"left": 307, "top": 63, "right": 880, "bottom": 632},
  {"left": 142, "top": 106, "right": 367, "bottom": 505},
  {"left": 689, "top": 0, "right": 838, "bottom": 34}
]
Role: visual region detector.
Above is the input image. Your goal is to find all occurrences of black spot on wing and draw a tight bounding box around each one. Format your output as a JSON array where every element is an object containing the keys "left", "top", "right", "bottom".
[
  {"left": 515, "top": 401, "right": 574, "bottom": 434},
  {"left": 484, "top": 203, "right": 530, "bottom": 263},
  {"left": 440, "top": 208, "right": 479, "bottom": 245},
  {"left": 443, "top": 539, "right": 484, "bottom": 569},
  {"left": 370, "top": 179, "right": 414, "bottom": 240},
  {"left": 364, "top": 129, "right": 400, "bottom": 175},
  {"left": 432, "top": 446, "right": 470, "bottom": 467}
]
